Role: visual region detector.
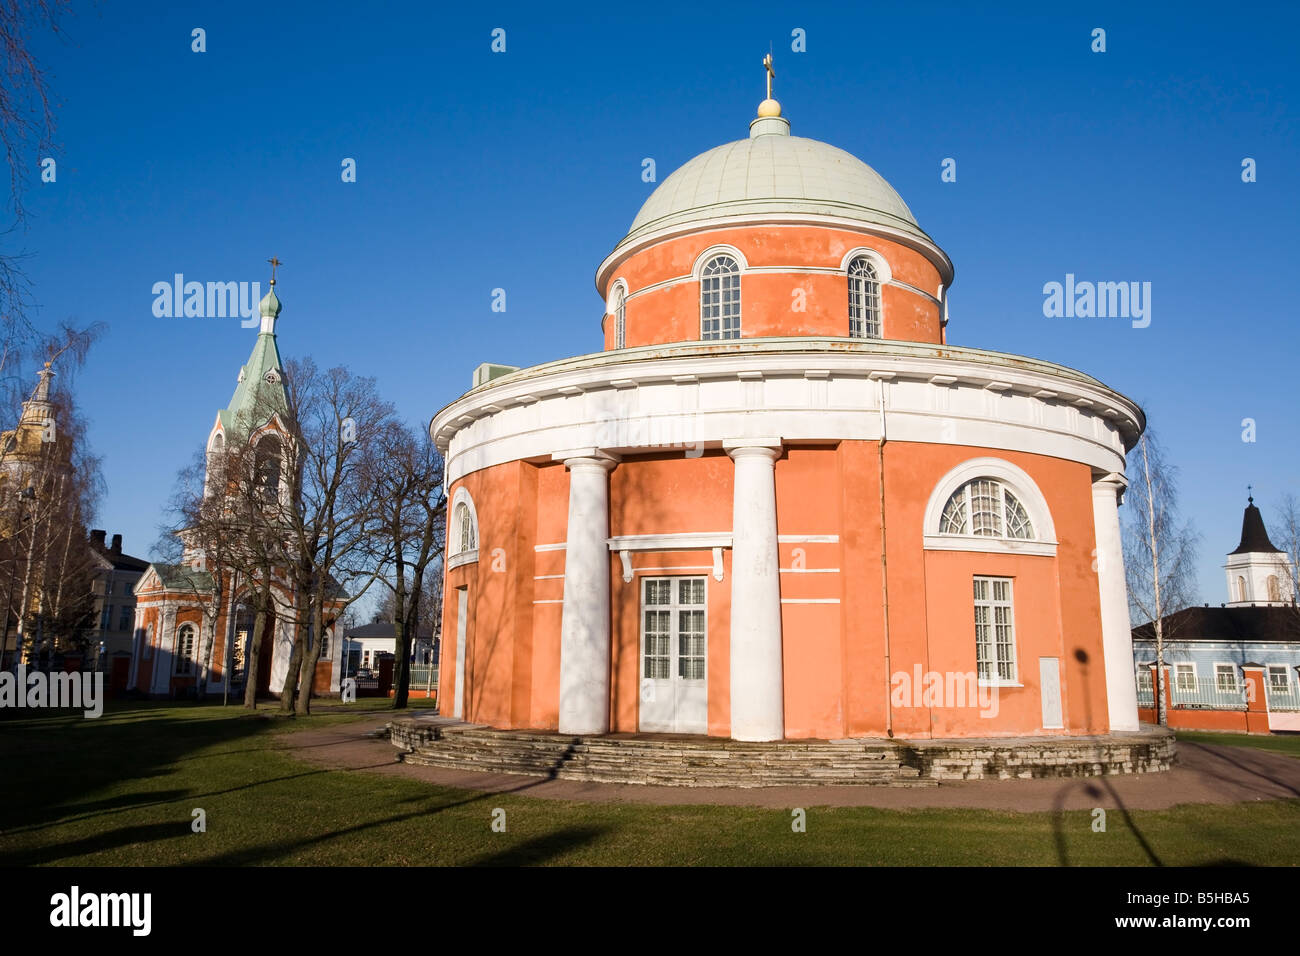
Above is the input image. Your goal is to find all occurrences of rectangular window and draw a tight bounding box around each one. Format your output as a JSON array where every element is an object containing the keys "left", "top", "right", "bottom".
[
  {"left": 973, "top": 576, "right": 1016, "bottom": 683},
  {"left": 1174, "top": 663, "right": 1196, "bottom": 692},
  {"left": 642, "top": 579, "right": 671, "bottom": 680},
  {"left": 641, "top": 576, "right": 707, "bottom": 682},
  {"left": 677, "top": 578, "right": 706, "bottom": 680},
  {"left": 1136, "top": 667, "right": 1153, "bottom": 691},
  {"left": 105, "top": 580, "right": 114, "bottom": 596},
  {"left": 320, "top": 634, "right": 329, "bottom": 660},
  {"left": 1214, "top": 664, "right": 1238, "bottom": 692},
  {"left": 119, "top": 606, "right": 133, "bottom": 631},
  {"left": 1268, "top": 665, "right": 1290, "bottom": 692},
  {"left": 101, "top": 605, "right": 113, "bottom": 631}
]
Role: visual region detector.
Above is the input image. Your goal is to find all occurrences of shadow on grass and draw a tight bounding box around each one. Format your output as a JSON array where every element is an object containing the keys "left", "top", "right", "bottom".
[
  {"left": 465, "top": 827, "right": 607, "bottom": 866},
  {"left": 0, "top": 701, "right": 296, "bottom": 837},
  {"left": 6, "top": 822, "right": 187, "bottom": 865}
]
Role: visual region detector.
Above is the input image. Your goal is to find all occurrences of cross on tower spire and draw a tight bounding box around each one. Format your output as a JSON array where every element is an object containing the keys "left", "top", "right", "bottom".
[
  {"left": 763, "top": 52, "right": 775, "bottom": 100},
  {"left": 267, "top": 256, "right": 282, "bottom": 286}
]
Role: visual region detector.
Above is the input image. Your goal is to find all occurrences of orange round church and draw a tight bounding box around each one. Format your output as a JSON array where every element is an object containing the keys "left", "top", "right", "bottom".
[{"left": 431, "top": 88, "right": 1145, "bottom": 744}]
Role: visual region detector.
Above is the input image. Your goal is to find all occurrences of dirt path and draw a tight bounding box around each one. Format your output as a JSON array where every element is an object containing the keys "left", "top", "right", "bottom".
[{"left": 283, "top": 714, "right": 1300, "bottom": 811}]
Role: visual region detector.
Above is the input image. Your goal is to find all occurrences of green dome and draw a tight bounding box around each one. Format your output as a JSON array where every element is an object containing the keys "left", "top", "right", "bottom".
[
  {"left": 618, "top": 117, "right": 925, "bottom": 252},
  {"left": 260, "top": 287, "right": 282, "bottom": 319}
]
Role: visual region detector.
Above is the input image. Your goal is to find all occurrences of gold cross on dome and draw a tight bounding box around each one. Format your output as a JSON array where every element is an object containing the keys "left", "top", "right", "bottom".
[
  {"left": 763, "top": 52, "right": 775, "bottom": 99},
  {"left": 268, "top": 256, "right": 282, "bottom": 285}
]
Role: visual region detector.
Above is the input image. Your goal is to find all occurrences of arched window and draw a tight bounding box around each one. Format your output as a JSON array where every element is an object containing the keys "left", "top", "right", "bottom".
[
  {"left": 1268, "top": 575, "right": 1281, "bottom": 602},
  {"left": 940, "top": 479, "right": 1035, "bottom": 540},
  {"left": 255, "top": 435, "right": 282, "bottom": 500},
  {"left": 700, "top": 255, "right": 741, "bottom": 340},
  {"left": 1238, "top": 575, "right": 1248, "bottom": 602},
  {"left": 207, "top": 433, "right": 226, "bottom": 495},
  {"left": 174, "top": 623, "right": 196, "bottom": 676},
  {"left": 848, "top": 256, "right": 882, "bottom": 338},
  {"left": 456, "top": 502, "right": 476, "bottom": 552},
  {"left": 614, "top": 286, "right": 626, "bottom": 349},
  {"left": 449, "top": 487, "right": 480, "bottom": 568}
]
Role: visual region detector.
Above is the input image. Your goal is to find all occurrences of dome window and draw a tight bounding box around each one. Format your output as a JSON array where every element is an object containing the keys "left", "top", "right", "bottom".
[
  {"left": 614, "top": 286, "right": 627, "bottom": 350},
  {"left": 700, "top": 255, "right": 741, "bottom": 340},
  {"left": 940, "top": 479, "right": 1035, "bottom": 540},
  {"left": 848, "top": 256, "right": 882, "bottom": 338}
]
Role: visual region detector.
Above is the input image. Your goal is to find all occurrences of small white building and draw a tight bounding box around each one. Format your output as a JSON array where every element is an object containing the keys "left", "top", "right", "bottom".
[{"left": 342, "top": 622, "right": 435, "bottom": 677}]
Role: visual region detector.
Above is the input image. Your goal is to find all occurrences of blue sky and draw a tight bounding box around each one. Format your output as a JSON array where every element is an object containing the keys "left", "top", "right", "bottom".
[{"left": 15, "top": 0, "right": 1299, "bottom": 603}]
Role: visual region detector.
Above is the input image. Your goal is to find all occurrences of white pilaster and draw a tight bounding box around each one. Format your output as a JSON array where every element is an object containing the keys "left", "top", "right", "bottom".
[
  {"left": 155, "top": 605, "right": 177, "bottom": 696},
  {"left": 725, "top": 439, "right": 784, "bottom": 741},
  {"left": 1093, "top": 473, "right": 1138, "bottom": 731},
  {"left": 556, "top": 450, "right": 618, "bottom": 735}
]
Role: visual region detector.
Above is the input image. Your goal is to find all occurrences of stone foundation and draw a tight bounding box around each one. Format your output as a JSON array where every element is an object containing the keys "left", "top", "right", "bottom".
[{"left": 388, "top": 718, "right": 1175, "bottom": 787}]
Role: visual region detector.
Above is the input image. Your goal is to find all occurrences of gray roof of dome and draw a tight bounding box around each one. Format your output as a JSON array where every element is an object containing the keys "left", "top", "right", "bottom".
[{"left": 621, "top": 130, "right": 926, "bottom": 249}]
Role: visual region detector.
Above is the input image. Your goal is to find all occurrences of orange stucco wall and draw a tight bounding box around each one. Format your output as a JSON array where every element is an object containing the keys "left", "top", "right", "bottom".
[
  {"left": 441, "top": 439, "right": 1110, "bottom": 741},
  {"left": 601, "top": 225, "right": 943, "bottom": 349}
]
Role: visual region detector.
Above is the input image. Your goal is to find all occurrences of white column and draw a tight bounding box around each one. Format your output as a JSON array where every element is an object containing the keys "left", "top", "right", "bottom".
[
  {"left": 557, "top": 451, "right": 618, "bottom": 735},
  {"left": 725, "top": 439, "right": 784, "bottom": 741},
  {"left": 1093, "top": 473, "right": 1139, "bottom": 731}
]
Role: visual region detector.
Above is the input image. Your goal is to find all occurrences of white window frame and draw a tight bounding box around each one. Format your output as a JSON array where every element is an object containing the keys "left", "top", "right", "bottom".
[
  {"left": 1136, "top": 665, "right": 1154, "bottom": 691},
  {"left": 1267, "top": 664, "right": 1290, "bottom": 692},
  {"left": 174, "top": 623, "right": 196, "bottom": 676},
  {"left": 696, "top": 247, "right": 743, "bottom": 341},
  {"left": 608, "top": 279, "right": 628, "bottom": 350},
  {"left": 639, "top": 575, "right": 708, "bottom": 683},
  {"left": 448, "top": 486, "right": 480, "bottom": 569},
  {"left": 847, "top": 255, "right": 883, "bottom": 339},
  {"left": 973, "top": 575, "right": 1018, "bottom": 686},
  {"left": 923, "top": 458, "right": 1057, "bottom": 556},
  {"left": 1174, "top": 662, "right": 1197, "bottom": 693},
  {"left": 1213, "top": 662, "right": 1238, "bottom": 692},
  {"left": 939, "top": 478, "right": 1035, "bottom": 540}
]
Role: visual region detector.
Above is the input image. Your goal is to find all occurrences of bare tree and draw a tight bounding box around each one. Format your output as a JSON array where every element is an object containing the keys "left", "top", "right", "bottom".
[
  {"left": 1122, "top": 428, "right": 1201, "bottom": 725},
  {"left": 0, "top": 2, "right": 74, "bottom": 412},
  {"left": 269, "top": 358, "right": 395, "bottom": 715},
  {"left": 1270, "top": 493, "right": 1300, "bottom": 605},
  {"left": 366, "top": 422, "right": 445, "bottom": 709}
]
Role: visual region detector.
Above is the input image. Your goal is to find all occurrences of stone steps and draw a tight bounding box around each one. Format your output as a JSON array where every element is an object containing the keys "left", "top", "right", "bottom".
[{"left": 397, "top": 726, "right": 937, "bottom": 787}]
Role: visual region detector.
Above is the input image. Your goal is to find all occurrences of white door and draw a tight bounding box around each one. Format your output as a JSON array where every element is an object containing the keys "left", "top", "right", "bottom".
[
  {"left": 639, "top": 577, "right": 707, "bottom": 734},
  {"left": 453, "top": 587, "right": 468, "bottom": 720},
  {"left": 1039, "top": 656, "right": 1063, "bottom": 729}
]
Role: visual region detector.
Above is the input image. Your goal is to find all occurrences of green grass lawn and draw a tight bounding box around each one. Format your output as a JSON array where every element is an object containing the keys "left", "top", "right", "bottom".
[
  {"left": 1174, "top": 730, "right": 1300, "bottom": 759},
  {"left": 0, "top": 702, "right": 1297, "bottom": 866}
]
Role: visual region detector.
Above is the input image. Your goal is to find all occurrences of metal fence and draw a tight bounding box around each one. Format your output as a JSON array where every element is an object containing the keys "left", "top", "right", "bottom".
[
  {"left": 407, "top": 666, "right": 438, "bottom": 691},
  {"left": 1266, "top": 681, "right": 1300, "bottom": 712},
  {"left": 1136, "top": 676, "right": 1250, "bottom": 710},
  {"left": 1169, "top": 676, "right": 1248, "bottom": 710}
]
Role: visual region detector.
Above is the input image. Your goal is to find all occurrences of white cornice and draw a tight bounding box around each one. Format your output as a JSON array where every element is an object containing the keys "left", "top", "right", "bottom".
[{"left": 431, "top": 337, "right": 1144, "bottom": 487}]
